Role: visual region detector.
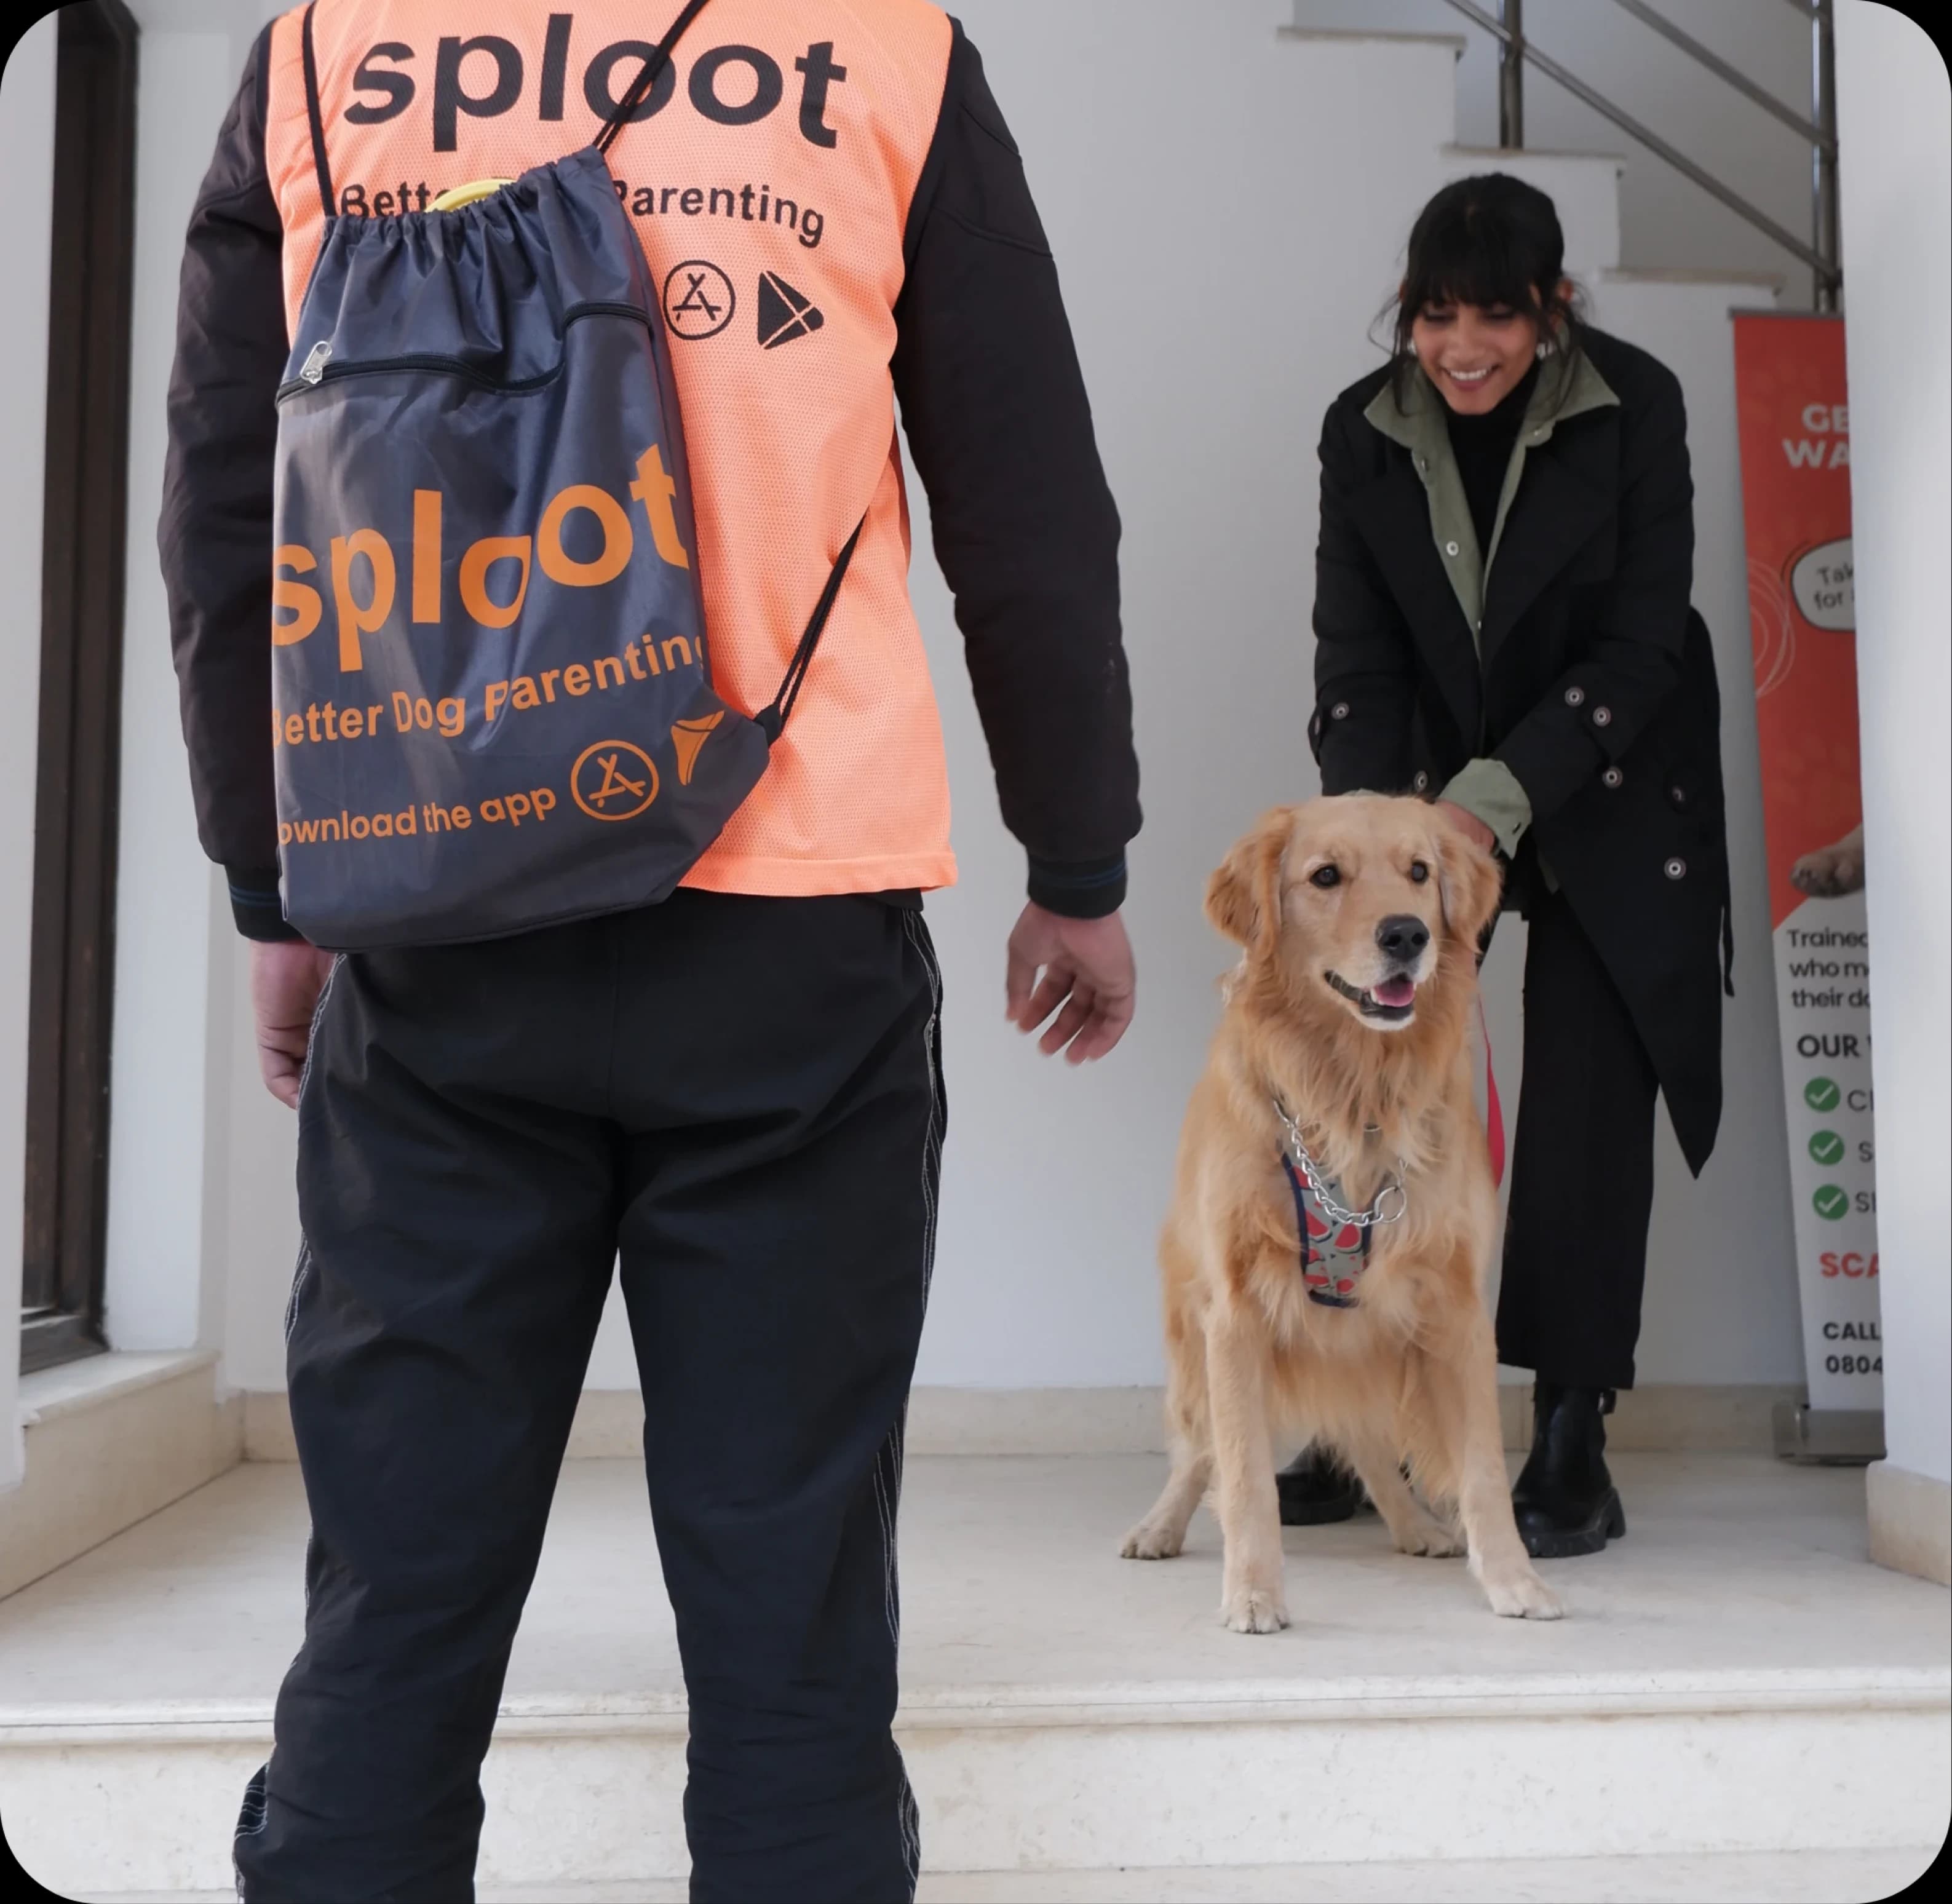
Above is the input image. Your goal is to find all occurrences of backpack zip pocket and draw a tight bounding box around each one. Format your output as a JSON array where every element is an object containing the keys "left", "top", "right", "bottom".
[{"left": 277, "top": 302, "right": 654, "bottom": 402}]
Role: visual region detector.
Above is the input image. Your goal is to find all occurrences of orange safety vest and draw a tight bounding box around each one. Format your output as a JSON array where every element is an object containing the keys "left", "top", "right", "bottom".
[{"left": 263, "top": 0, "right": 956, "bottom": 898}]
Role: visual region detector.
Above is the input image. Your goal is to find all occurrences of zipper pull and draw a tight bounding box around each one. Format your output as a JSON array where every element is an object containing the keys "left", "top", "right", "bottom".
[{"left": 299, "top": 341, "right": 332, "bottom": 385}]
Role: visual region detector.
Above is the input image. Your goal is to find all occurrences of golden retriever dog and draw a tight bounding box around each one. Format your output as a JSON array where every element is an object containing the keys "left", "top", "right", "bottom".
[{"left": 1121, "top": 794, "right": 1562, "bottom": 1630}]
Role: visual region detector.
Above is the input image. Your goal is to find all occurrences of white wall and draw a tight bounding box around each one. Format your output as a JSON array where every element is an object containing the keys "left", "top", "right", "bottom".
[
  {"left": 100, "top": 2, "right": 286, "bottom": 1369},
  {"left": 101, "top": 21, "right": 244, "bottom": 1354},
  {"left": 111, "top": 1, "right": 1803, "bottom": 1397},
  {"left": 173, "top": 1, "right": 314, "bottom": 1394},
  {"left": 0, "top": 12, "right": 59, "bottom": 1491},
  {"left": 901, "top": 0, "right": 1799, "bottom": 1391},
  {"left": 1834, "top": 2, "right": 1951, "bottom": 1489},
  {"left": 1290, "top": 0, "right": 1820, "bottom": 298}
]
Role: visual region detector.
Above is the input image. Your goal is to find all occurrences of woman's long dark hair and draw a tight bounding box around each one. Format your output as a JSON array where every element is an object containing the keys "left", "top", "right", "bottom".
[{"left": 1385, "top": 173, "right": 1587, "bottom": 405}]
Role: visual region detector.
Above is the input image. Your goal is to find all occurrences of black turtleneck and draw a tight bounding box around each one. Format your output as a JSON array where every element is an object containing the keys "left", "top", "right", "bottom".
[{"left": 1444, "top": 362, "right": 1539, "bottom": 557}]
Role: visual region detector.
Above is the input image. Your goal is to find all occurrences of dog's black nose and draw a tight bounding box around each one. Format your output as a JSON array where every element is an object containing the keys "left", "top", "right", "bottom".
[{"left": 1376, "top": 914, "right": 1430, "bottom": 964}]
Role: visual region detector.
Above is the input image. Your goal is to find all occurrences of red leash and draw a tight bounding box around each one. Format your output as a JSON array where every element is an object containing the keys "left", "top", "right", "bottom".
[{"left": 1478, "top": 995, "right": 1506, "bottom": 1189}]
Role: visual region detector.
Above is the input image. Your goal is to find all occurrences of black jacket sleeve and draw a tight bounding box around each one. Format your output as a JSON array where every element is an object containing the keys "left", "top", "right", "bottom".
[
  {"left": 1496, "top": 365, "right": 1694, "bottom": 825},
  {"left": 157, "top": 25, "right": 298, "bottom": 940},
  {"left": 891, "top": 23, "right": 1139, "bottom": 918},
  {"left": 1309, "top": 399, "right": 1418, "bottom": 796}
]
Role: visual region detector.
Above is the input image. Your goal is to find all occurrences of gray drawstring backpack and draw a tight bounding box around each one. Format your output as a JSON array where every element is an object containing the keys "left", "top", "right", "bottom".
[{"left": 270, "top": 0, "right": 857, "bottom": 949}]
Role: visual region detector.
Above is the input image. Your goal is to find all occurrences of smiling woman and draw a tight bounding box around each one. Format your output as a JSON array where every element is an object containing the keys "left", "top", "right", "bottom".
[
  {"left": 1282, "top": 172, "right": 1732, "bottom": 1563},
  {"left": 1389, "top": 175, "right": 1585, "bottom": 419}
]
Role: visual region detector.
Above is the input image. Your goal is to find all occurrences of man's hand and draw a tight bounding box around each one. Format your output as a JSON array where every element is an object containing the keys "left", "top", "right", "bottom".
[
  {"left": 250, "top": 939, "right": 337, "bottom": 1109},
  {"left": 1005, "top": 904, "right": 1135, "bottom": 1064},
  {"left": 1437, "top": 800, "right": 1498, "bottom": 855}
]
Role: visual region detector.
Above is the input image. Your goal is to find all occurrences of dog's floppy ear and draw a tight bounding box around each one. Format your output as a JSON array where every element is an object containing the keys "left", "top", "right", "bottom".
[
  {"left": 1435, "top": 811, "right": 1504, "bottom": 949},
  {"left": 1205, "top": 808, "right": 1293, "bottom": 956}
]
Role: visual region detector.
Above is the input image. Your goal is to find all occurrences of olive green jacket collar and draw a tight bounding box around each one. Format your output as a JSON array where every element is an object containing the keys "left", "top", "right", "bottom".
[{"left": 1362, "top": 351, "right": 1621, "bottom": 643}]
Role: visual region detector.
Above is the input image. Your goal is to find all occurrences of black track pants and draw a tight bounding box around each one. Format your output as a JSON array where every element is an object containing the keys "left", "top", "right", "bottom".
[
  {"left": 1496, "top": 884, "right": 1660, "bottom": 1390},
  {"left": 233, "top": 892, "right": 945, "bottom": 1904}
]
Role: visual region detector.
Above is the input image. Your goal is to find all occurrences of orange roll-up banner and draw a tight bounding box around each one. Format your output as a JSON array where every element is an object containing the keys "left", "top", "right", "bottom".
[{"left": 1731, "top": 312, "right": 1881, "bottom": 1417}]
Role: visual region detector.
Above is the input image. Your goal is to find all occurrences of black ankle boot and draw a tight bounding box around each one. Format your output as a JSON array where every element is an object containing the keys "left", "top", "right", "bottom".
[
  {"left": 1275, "top": 1447, "right": 1364, "bottom": 1525},
  {"left": 1512, "top": 1382, "right": 1627, "bottom": 1558}
]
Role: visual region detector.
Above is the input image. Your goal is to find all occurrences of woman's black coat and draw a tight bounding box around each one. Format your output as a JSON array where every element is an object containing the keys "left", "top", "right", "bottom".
[{"left": 1309, "top": 327, "right": 1729, "bottom": 1175}]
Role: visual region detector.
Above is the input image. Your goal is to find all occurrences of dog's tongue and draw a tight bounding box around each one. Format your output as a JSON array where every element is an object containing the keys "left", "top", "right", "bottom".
[{"left": 1373, "top": 975, "right": 1417, "bottom": 1009}]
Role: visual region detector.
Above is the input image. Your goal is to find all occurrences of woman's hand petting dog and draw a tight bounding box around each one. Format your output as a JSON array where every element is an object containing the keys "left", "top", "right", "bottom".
[{"left": 1005, "top": 904, "right": 1137, "bottom": 1063}]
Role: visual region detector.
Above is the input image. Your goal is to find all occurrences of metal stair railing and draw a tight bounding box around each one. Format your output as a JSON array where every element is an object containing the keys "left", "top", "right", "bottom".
[{"left": 1440, "top": 0, "right": 1841, "bottom": 308}]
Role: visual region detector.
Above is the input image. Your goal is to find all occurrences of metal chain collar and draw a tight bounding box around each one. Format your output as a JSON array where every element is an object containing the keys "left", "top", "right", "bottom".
[{"left": 1272, "top": 1098, "right": 1409, "bottom": 1229}]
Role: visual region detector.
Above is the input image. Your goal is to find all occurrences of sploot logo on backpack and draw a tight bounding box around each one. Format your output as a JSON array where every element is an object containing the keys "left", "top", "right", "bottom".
[
  {"left": 273, "top": 444, "right": 689, "bottom": 689},
  {"left": 270, "top": 411, "right": 724, "bottom": 811}
]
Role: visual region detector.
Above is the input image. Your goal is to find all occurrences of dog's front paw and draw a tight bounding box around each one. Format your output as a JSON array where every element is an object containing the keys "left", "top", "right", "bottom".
[
  {"left": 1120, "top": 1517, "right": 1184, "bottom": 1561},
  {"left": 1392, "top": 1510, "right": 1466, "bottom": 1558},
  {"left": 1480, "top": 1562, "right": 1564, "bottom": 1620},
  {"left": 1791, "top": 839, "right": 1864, "bottom": 897},
  {"left": 1220, "top": 1581, "right": 1290, "bottom": 1633}
]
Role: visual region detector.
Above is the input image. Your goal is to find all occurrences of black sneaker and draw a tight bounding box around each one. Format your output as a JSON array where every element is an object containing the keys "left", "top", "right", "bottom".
[{"left": 1275, "top": 1447, "right": 1365, "bottom": 1525}]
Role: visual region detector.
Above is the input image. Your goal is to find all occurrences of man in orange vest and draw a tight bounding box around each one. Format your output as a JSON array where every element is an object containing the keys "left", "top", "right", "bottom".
[{"left": 160, "top": 4, "right": 1138, "bottom": 1897}]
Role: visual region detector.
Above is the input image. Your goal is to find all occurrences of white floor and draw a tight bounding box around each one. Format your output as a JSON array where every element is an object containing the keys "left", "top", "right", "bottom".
[
  {"left": 6, "top": 1452, "right": 1947, "bottom": 1704},
  {"left": 1, "top": 1454, "right": 1945, "bottom": 1899}
]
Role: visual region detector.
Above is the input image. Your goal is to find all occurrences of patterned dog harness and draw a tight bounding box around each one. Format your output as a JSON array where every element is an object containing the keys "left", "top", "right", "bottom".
[{"left": 1274, "top": 1100, "right": 1408, "bottom": 1309}]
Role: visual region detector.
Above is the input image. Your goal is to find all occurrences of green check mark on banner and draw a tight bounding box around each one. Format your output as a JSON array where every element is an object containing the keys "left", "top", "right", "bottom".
[
  {"left": 1804, "top": 1076, "right": 1841, "bottom": 1112},
  {"left": 1812, "top": 1184, "right": 1850, "bottom": 1221},
  {"left": 1808, "top": 1130, "right": 1846, "bottom": 1165}
]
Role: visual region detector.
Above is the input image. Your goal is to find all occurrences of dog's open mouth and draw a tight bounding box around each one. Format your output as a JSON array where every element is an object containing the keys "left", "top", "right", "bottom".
[{"left": 1325, "top": 970, "right": 1418, "bottom": 1022}]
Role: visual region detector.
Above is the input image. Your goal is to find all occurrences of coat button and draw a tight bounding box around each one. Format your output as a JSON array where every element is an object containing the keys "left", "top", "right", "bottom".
[
  {"left": 1664, "top": 857, "right": 1687, "bottom": 881},
  {"left": 1412, "top": 771, "right": 1429, "bottom": 793},
  {"left": 1445, "top": 540, "right": 1461, "bottom": 557},
  {"left": 1592, "top": 705, "right": 1613, "bottom": 728},
  {"left": 1564, "top": 686, "right": 1585, "bottom": 707},
  {"left": 1601, "top": 766, "right": 1624, "bottom": 788},
  {"left": 1331, "top": 702, "right": 1351, "bottom": 720},
  {"left": 1669, "top": 783, "right": 1688, "bottom": 808}
]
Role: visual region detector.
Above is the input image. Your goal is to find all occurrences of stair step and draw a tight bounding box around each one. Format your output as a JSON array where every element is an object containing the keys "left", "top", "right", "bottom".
[
  {"left": 1272, "top": 28, "right": 1467, "bottom": 151},
  {"left": 1, "top": 1457, "right": 1946, "bottom": 1896},
  {"left": 75, "top": 1846, "right": 1950, "bottom": 1904},
  {"left": 1601, "top": 266, "right": 1789, "bottom": 290},
  {"left": 6, "top": 1667, "right": 1945, "bottom": 1894},
  {"left": 1276, "top": 26, "right": 1468, "bottom": 55}
]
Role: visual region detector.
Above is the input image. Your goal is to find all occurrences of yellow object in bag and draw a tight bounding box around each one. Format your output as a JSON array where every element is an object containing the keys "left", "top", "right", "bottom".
[{"left": 429, "top": 180, "right": 513, "bottom": 213}]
